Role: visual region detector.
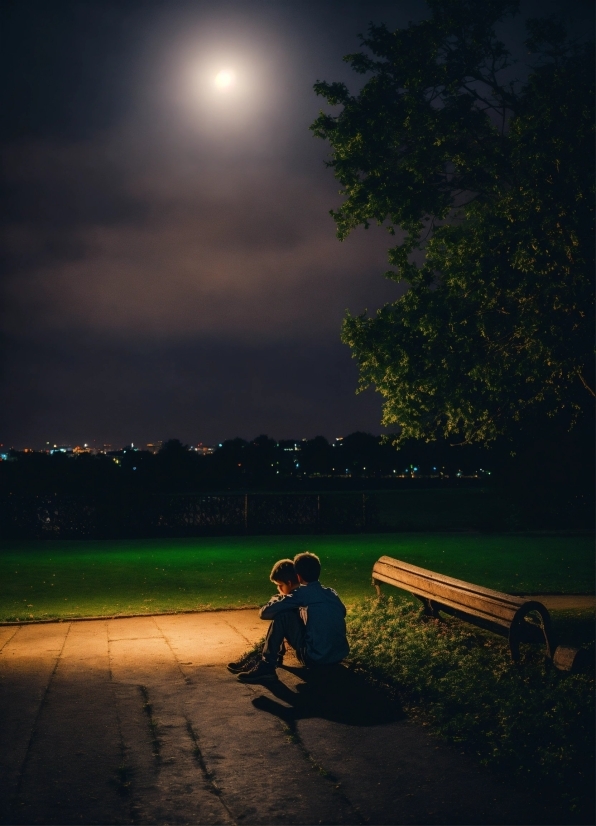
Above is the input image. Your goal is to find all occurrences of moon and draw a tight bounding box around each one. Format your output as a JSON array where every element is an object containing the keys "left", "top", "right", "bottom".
[{"left": 214, "top": 69, "right": 236, "bottom": 89}]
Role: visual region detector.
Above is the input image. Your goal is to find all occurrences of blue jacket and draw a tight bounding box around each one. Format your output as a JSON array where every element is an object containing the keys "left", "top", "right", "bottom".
[{"left": 260, "top": 580, "right": 349, "bottom": 664}]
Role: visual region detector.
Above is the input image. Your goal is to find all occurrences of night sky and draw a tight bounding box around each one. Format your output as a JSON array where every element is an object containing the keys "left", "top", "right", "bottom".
[{"left": 1, "top": 0, "right": 592, "bottom": 449}]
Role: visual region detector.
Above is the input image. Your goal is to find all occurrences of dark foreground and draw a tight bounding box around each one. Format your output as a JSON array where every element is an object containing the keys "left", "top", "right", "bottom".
[{"left": 0, "top": 613, "right": 586, "bottom": 825}]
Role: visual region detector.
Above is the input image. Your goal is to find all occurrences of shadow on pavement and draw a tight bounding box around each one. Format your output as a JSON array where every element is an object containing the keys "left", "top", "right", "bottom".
[{"left": 252, "top": 663, "right": 404, "bottom": 726}]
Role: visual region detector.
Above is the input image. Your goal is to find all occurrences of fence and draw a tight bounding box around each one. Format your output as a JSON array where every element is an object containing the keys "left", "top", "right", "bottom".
[{"left": 0, "top": 488, "right": 510, "bottom": 539}]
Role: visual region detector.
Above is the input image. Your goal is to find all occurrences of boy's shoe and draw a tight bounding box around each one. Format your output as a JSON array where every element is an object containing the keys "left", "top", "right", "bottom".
[
  {"left": 227, "top": 654, "right": 283, "bottom": 674},
  {"left": 227, "top": 656, "right": 259, "bottom": 674},
  {"left": 236, "top": 661, "right": 278, "bottom": 683}
]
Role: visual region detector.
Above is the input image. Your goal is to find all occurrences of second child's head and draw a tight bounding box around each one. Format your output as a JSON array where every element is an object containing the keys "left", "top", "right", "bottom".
[
  {"left": 270, "top": 559, "right": 300, "bottom": 595},
  {"left": 293, "top": 552, "right": 321, "bottom": 583}
]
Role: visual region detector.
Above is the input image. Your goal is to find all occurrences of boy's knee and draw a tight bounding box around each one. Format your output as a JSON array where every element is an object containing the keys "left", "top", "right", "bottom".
[{"left": 273, "top": 611, "right": 294, "bottom": 629}]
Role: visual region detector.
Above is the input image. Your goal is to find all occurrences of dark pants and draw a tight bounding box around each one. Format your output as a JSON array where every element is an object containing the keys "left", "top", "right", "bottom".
[{"left": 262, "top": 610, "right": 308, "bottom": 666}]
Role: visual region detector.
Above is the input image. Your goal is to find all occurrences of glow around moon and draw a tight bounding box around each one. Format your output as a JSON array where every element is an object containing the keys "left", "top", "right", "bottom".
[
  {"left": 174, "top": 38, "right": 282, "bottom": 135},
  {"left": 214, "top": 69, "right": 236, "bottom": 89}
]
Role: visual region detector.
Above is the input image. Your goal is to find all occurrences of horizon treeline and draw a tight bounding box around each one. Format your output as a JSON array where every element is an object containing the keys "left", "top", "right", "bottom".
[
  {"left": 1, "top": 432, "right": 495, "bottom": 495},
  {"left": 0, "top": 425, "right": 592, "bottom": 508}
]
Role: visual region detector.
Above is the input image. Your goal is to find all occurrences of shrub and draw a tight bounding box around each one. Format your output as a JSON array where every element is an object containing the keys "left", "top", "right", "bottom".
[{"left": 346, "top": 598, "right": 594, "bottom": 816}]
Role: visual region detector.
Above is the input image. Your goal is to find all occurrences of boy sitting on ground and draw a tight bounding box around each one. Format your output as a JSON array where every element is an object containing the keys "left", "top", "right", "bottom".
[
  {"left": 234, "top": 551, "right": 350, "bottom": 683},
  {"left": 227, "top": 558, "right": 299, "bottom": 674}
]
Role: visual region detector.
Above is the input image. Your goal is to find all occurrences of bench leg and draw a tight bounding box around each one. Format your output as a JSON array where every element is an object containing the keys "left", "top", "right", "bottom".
[
  {"left": 417, "top": 596, "right": 441, "bottom": 619},
  {"left": 509, "top": 602, "right": 555, "bottom": 662},
  {"left": 508, "top": 622, "right": 521, "bottom": 663}
]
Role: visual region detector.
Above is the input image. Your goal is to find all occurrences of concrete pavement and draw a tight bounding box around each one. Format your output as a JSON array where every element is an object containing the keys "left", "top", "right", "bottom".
[{"left": 0, "top": 611, "right": 577, "bottom": 825}]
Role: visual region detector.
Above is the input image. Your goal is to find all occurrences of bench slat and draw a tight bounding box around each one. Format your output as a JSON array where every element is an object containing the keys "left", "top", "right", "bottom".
[
  {"left": 373, "top": 561, "right": 520, "bottom": 623},
  {"left": 372, "top": 570, "right": 513, "bottom": 628},
  {"left": 375, "top": 556, "right": 526, "bottom": 606}
]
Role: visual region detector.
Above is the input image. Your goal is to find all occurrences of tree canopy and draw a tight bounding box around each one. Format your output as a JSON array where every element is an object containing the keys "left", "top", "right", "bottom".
[{"left": 311, "top": 0, "right": 594, "bottom": 444}]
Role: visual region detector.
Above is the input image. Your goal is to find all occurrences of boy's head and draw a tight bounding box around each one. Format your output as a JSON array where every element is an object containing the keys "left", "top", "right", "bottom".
[
  {"left": 270, "top": 559, "right": 299, "bottom": 595},
  {"left": 293, "top": 552, "right": 321, "bottom": 583}
]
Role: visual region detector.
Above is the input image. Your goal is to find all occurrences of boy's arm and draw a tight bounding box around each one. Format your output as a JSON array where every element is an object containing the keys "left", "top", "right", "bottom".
[
  {"left": 259, "top": 590, "right": 303, "bottom": 620},
  {"left": 330, "top": 587, "right": 347, "bottom": 618}
]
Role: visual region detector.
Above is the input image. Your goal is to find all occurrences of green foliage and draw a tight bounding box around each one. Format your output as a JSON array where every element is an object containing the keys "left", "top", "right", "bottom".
[
  {"left": 347, "top": 597, "right": 594, "bottom": 814},
  {"left": 312, "top": 0, "right": 595, "bottom": 443}
]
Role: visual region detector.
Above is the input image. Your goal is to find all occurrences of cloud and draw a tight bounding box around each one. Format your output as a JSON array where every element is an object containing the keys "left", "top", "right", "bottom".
[
  {"left": 0, "top": 329, "right": 385, "bottom": 446},
  {"left": 1, "top": 126, "right": 402, "bottom": 344},
  {"left": 0, "top": 0, "right": 416, "bottom": 447}
]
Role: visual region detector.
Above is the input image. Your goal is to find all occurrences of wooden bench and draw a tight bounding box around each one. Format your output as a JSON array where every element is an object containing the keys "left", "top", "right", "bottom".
[{"left": 372, "top": 555, "right": 555, "bottom": 663}]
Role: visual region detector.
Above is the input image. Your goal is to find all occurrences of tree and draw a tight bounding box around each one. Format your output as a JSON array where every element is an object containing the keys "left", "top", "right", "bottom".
[
  {"left": 245, "top": 435, "right": 278, "bottom": 481},
  {"left": 339, "top": 431, "right": 381, "bottom": 475},
  {"left": 311, "top": 0, "right": 594, "bottom": 444},
  {"left": 300, "top": 436, "right": 334, "bottom": 475},
  {"left": 158, "top": 439, "right": 190, "bottom": 457}
]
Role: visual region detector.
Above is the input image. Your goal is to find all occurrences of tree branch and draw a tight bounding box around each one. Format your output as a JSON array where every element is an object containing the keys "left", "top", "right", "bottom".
[{"left": 577, "top": 370, "right": 596, "bottom": 397}]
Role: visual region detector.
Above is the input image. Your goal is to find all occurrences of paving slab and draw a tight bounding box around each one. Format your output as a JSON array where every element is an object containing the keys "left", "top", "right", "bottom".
[
  {"left": 112, "top": 677, "right": 234, "bottom": 825},
  {"left": 0, "top": 623, "right": 71, "bottom": 820},
  {"left": 0, "top": 627, "right": 19, "bottom": 649},
  {"left": 0, "top": 611, "right": 587, "bottom": 825},
  {"left": 153, "top": 609, "right": 262, "bottom": 667},
  {"left": 8, "top": 622, "right": 125, "bottom": 825},
  {"left": 181, "top": 666, "right": 359, "bottom": 825}
]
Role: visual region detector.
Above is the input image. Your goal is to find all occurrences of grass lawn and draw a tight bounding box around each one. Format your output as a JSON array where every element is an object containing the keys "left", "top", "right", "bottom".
[{"left": 0, "top": 532, "right": 593, "bottom": 622}]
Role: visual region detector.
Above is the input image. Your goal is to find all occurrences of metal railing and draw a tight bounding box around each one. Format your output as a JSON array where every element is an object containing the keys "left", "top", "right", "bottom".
[{"left": 0, "top": 489, "right": 508, "bottom": 539}]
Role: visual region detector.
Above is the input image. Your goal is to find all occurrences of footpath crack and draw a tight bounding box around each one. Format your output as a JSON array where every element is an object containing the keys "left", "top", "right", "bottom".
[
  {"left": 106, "top": 624, "right": 136, "bottom": 822},
  {"left": 0, "top": 626, "right": 19, "bottom": 653},
  {"left": 286, "top": 718, "right": 367, "bottom": 824},
  {"left": 10, "top": 623, "right": 72, "bottom": 810},
  {"left": 223, "top": 617, "right": 253, "bottom": 646},
  {"left": 106, "top": 623, "right": 136, "bottom": 800},
  {"left": 185, "top": 718, "right": 237, "bottom": 825},
  {"left": 249, "top": 683, "right": 368, "bottom": 825},
  {"left": 138, "top": 685, "right": 161, "bottom": 765},
  {"left": 151, "top": 615, "right": 192, "bottom": 684}
]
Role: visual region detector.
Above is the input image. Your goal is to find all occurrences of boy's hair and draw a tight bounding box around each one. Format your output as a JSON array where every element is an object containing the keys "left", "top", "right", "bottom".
[
  {"left": 270, "top": 559, "right": 299, "bottom": 585},
  {"left": 293, "top": 552, "right": 321, "bottom": 582}
]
